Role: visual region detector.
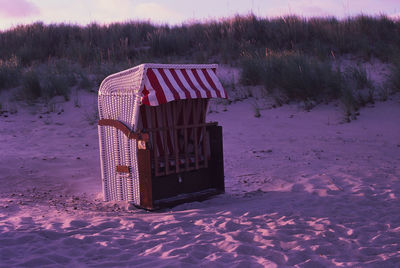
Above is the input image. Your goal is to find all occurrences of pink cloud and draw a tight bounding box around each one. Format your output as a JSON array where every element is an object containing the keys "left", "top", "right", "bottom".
[{"left": 0, "top": 0, "right": 39, "bottom": 18}]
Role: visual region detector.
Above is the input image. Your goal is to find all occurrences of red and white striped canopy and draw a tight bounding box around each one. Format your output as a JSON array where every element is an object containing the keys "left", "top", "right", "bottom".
[{"left": 141, "top": 64, "right": 227, "bottom": 106}]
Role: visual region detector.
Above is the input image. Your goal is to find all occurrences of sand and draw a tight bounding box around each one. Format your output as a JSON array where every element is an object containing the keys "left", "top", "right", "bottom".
[{"left": 0, "top": 74, "right": 400, "bottom": 267}]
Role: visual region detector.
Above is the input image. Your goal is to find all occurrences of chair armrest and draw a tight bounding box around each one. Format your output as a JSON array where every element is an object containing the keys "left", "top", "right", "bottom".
[{"left": 98, "top": 119, "right": 149, "bottom": 141}]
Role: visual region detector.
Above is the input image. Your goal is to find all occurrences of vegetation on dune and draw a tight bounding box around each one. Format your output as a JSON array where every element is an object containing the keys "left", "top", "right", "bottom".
[
  {"left": 21, "top": 69, "right": 41, "bottom": 100},
  {"left": 1, "top": 15, "right": 399, "bottom": 66},
  {"left": 0, "top": 14, "right": 399, "bottom": 117},
  {"left": 240, "top": 51, "right": 379, "bottom": 120},
  {"left": 388, "top": 60, "right": 400, "bottom": 92},
  {"left": 0, "top": 56, "right": 20, "bottom": 91},
  {"left": 241, "top": 52, "right": 343, "bottom": 101},
  {"left": 15, "top": 61, "right": 79, "bottom": 102}
]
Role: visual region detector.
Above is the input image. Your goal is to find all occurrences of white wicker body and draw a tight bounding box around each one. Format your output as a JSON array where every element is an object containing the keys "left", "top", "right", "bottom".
[{"left": 98, "top": 65, "right": 145, "bottom": 203}]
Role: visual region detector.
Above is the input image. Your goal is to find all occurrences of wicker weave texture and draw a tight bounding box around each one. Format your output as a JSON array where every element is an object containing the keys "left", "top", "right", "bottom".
[{"left": 98, "top": 66, "right": 143, "bottom": 203}]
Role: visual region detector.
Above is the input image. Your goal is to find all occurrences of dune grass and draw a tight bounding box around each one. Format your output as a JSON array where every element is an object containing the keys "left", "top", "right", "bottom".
[
  {"left": 345, "top": 65, "right": 373, "bottom": 90},
  {"left": 20, "top": 69, "right": 41, "bottom": 100},
  {"left": 16, "top": 61, "right": 86, "bottom": 102},
  {"left": 239, "top": 51, "right": 383, "bottom": 120},
  {"left": 389, "top": 60, "right": 400, "bottom": 92},
  {"left": 241, "top": 52, "right": 343, "bottom": 102},
  {"left": 0, "top": 57, "right": 20, "bottom": 91},
  {"left": 1, "top": 15, "right": 399, "bottom": 66},
  {"left": 0, "top": 14, "right": 399, "bottom": 107}
]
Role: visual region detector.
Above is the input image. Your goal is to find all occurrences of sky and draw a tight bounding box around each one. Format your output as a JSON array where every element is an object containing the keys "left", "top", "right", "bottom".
[{"left": 0, "top": 0, "right": 399, "bottom": 31}]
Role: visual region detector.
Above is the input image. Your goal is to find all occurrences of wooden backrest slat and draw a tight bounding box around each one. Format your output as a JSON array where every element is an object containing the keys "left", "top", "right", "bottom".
[
  {"left": 193, "top": 99, "right": 199, "bottom": 170},
  {"left": 202, "top": 100, "right": 208, "bottom": 168},
  {"left": 161, "top": 104, "right": 169, "bottom": 175},
  {"left": 183, "top": 100, "right": 189, "bottom": 171},
  {"left": 150, "top": 106, "right": 159, "bottom": 177},
  {"left": 172, "top": 102, "right": 180, "bottom": 173}
]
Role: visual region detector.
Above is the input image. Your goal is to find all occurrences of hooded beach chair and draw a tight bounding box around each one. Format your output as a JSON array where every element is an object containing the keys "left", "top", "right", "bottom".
[{"left": 98, "top": 64, "right": 227, "bottom": 209}]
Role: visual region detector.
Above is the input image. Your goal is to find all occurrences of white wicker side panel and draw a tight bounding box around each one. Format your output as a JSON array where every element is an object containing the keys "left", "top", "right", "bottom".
[
  {"left": 97, "top": 125, "right": 140, "bottom": 204},
  {"left": 98, "top": 94, "right": 141, "bottom": 204},
  {"left": 98, "top": 125, "right": 109, "bottom": 201},
  {"left": 113, "top": 128, "right": 140, "bottom": 203},
  {"left": 98, "top": 65, "right": 144, "bottom": 204}
]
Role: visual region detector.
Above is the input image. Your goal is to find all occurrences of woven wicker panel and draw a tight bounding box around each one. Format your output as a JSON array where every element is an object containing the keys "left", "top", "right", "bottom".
[{"left": 98, "top": 66, "right": 143, "bottom": 203}]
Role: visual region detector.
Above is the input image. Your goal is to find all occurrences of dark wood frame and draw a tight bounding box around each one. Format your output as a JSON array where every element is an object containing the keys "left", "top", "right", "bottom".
[{"left": 137, "top": 124, "right": 224, "bottom": 210}]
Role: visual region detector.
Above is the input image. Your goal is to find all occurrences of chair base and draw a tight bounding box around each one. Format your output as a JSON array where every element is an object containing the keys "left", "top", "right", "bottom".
[
  {"left": 132, "top": 188, "right": 223, "bottom": 211},
  {"left": 137, "top": 125, "right": 225, "bottom": 210}
]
